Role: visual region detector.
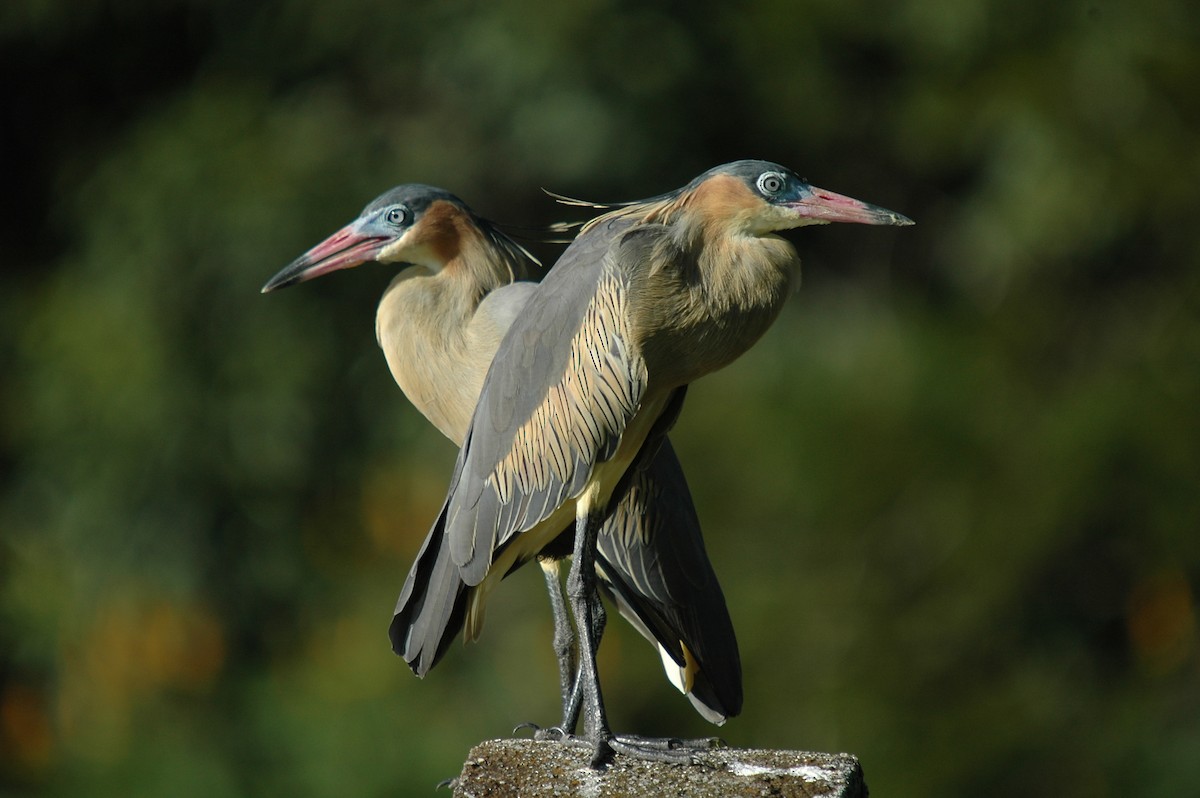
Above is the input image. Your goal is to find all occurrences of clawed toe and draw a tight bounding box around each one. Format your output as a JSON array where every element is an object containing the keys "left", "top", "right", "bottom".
[
  {"left": 613, "top": 733, "right": 725, "bottom": 752},
  {"left": 534, "top": 725, "right": 571, "bottom": 742},
  {"left": 512, "top": 722, "right": 574, "bottom": 742},
  {"left": 606, "top": 735, "right": 696, "bottom": 765}
]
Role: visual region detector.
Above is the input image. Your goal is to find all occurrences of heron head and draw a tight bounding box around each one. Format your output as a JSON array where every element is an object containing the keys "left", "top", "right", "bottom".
[
  {"left": 687, "top": 160, "right": 913, "bottom": 236},
  {"left": 261, "top": 185, "right": 470, "bottom": 293}
]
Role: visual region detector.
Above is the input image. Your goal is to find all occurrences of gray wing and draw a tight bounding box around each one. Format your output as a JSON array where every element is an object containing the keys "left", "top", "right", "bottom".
[
  {"left": 446, "top": 217, "right": 651, "bottom": 585},
  {"left": 597, "top": 438, "right": 743, "bottom": 723}
]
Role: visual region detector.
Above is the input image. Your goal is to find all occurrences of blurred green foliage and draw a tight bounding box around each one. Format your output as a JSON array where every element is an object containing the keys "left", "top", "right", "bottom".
[{"left": 2, "top": 0, "right": 1198, "bottom": 795}]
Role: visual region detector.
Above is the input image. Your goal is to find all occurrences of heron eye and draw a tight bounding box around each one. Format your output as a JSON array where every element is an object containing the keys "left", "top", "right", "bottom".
[
  {"left": 757, "top": 172, "right": 786, "bottom": 195},
  {"left": 384, "top": 207, "right": 409, "bottom": 226}
]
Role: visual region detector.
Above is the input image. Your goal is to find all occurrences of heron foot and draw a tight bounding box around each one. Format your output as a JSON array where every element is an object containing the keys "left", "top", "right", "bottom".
[
  {"left": 612, "top": 733, "right": 726, "bottom": 752},
  {"left": 558, "top": 731, "right": 699, "bottom": 767},
  {"left": 512, "top": 724, "right": 697, "bottom": 767},
  {"left": 605, "top": 734, "right": 697, "bottom": 766}
]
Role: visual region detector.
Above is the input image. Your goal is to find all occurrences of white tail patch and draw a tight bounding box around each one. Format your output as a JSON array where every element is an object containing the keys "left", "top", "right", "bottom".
[{"left": 658, "top": 640, "right": 698, "bottom": 694}]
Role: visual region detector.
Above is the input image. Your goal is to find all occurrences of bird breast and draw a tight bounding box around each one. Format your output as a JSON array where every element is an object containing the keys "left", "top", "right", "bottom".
[
  {"left": 630, "top": 231, "right": 798, "bottom": 387},
  {"left": 376, "top": 274, "right": 496, "bottom": 443}
]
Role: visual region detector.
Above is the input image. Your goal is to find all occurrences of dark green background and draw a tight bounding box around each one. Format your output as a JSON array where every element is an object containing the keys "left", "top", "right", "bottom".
[{"left": 3, "top": 1, "right": 1198, "bottom": 795}]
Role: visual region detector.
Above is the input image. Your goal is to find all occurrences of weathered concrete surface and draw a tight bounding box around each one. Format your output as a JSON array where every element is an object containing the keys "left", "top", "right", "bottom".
[{"left": 450, "top": 739, "right": 867, "bottom": 797}]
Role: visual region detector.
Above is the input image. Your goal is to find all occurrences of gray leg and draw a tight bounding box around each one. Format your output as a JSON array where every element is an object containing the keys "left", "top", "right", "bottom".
[
  {"left": 557, "top": 567, "right": 607, "bottom": 733},
  {"left": 538, "top": 558, "right": 577, "bottom": 722},
  {"left": 566, "top": 504, "right": 693, "bottom": 768},
  {"left": 565, "top": 505, "right": 613, "bottom": 766}
]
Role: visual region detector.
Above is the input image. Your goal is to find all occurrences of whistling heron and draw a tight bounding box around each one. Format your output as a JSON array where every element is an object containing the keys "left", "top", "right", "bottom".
[
  {"left": 261, "top": 185, "right": 741, "bottom": 731},
  {"left": 390, "top": 162, "right": 911, "bottom": 765}
]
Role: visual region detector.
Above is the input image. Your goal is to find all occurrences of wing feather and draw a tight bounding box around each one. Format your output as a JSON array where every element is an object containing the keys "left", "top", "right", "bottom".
[
  {"left": 597, "top": 439, "right": 743, "bottom": 721},
  {"left": 444, "top": 218, "right": 650, "bottom": 587}
]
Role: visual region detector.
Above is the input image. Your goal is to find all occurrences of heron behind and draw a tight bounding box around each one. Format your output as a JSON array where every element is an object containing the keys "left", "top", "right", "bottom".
[{"left": 261, "top": 185, "right": 742, "bottom": 729}]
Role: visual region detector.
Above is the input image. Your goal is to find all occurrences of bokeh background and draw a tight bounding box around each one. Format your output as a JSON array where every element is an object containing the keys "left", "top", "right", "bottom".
[{"left": 3, "top": 0, "right": 1198, "bottom": 795}]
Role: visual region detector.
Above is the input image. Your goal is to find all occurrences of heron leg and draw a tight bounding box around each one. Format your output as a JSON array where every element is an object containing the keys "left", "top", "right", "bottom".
[
  {"left": 566, "top": 500, "right": 693, "bottom": 768},
  {"left": 565, "top": 503, "right": 612, "bottom": 767},
  {"left": 557, "top": 659, "right": 584, "bottom": 737},
  {"left": 538, "top": 558, "right": 578, "bottom": 725},
  {"left": 557, "top": 560, "right": 610, "bottom": 733}
]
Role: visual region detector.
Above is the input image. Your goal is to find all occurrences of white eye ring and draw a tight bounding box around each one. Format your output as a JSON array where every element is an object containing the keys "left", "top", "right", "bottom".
[
  {"left": 757, "top": 172, "right": 786, "bottom": 195},
  {"left": 384, "top": 207, "right": 409, "bottom": 226}
]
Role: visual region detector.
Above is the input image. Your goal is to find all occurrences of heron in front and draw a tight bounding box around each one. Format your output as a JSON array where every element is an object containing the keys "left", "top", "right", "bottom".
[{"left": 391, "top": 161, "right": 913, "bottom": 766}]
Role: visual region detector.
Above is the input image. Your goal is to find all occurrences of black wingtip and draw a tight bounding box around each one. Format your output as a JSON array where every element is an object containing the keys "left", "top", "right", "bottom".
[{"left": 390, "top": 502, "right": 471, "bottom": 677}]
